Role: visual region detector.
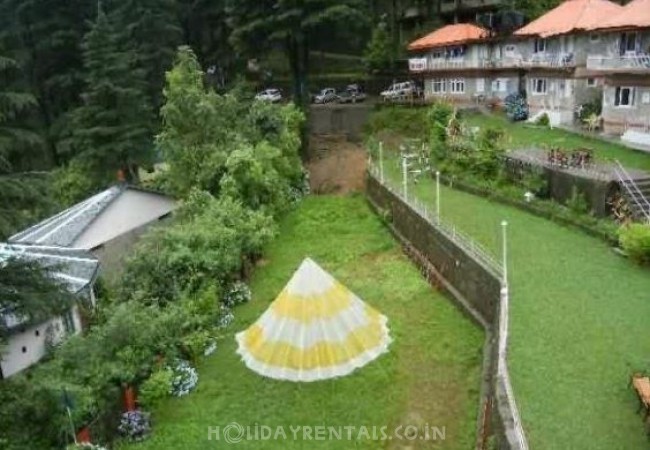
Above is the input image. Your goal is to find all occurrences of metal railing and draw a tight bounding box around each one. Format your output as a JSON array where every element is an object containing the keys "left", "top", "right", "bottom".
[
  {"left": 367, "top": 164, "right": 529, "bottom": 450},
  {"left": 613, "top": 160, "right": 650, "bottom": 223},
  {"left": 368, "top": 164, "right": 503, "bottom": 279},
  {"left": 587, "top": 53, "right": 650, "bottom": 71}
]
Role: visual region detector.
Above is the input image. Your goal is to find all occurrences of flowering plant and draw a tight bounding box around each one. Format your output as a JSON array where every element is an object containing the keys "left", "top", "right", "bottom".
[
  {"left": 223, "top": 282, "right": 251, "bottom": 308},
  {"left": 117, "top": 410, "right": 151, "bottom": 441},
  {"left": 217, "top": 304, "right": 234, "bottom": 329},
  {"left": 169, "top": 360, "right": 198, "bottom": 397}
]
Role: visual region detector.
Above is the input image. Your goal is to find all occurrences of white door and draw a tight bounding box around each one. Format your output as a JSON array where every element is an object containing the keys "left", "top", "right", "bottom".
[{"left": 476, "top": 78, "right": 485, "bottom": 93}]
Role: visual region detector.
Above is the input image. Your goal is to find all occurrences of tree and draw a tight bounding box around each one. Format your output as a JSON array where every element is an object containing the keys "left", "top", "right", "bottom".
[
  {"left": 0, "top": 0, "right": 94, "bottom": 166},
  {"left": 228, "top": 0, "right": 368, "bottom": 107},
  {"left": 69, "top": 9, "right": 155, "bottom": 185},
  {"left": 364, "top": 21, "right": 394, "bottom": 73},
  {"left": 158, "top": 47, "right": 304, "bottom": 200},
  {"left": 112, "top": 0, "right": 183, "bottom": 111},
  {"left": 0, "top": 53, "right": 53, "bottom": 237},
  {"left": 512, "top": 0, "right": 563, "bottom": 20}
]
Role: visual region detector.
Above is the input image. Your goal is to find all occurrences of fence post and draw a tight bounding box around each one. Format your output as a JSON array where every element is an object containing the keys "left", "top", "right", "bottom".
[
  {"left": 436, "top": 171, "right": 441, "bottom": 223},
  {"left": 501, "top": 220, "right": 508, "bottom": 287},
  {"left": 402, "top": 156, "right": 408, "bottom": 200},
  {"left": 379, "top": 141, "right": 384, "bottom": 183}
]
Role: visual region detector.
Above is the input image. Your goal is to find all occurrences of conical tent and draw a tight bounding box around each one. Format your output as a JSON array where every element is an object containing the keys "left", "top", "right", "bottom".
[{"left": 235, "top": 258, "right": 391, "bottom": 382}]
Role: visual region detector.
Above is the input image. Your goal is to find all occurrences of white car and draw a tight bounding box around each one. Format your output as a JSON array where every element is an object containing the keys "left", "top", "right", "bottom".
[
  {"left": 313, "top": 88, "right": 338, "bottom": 104},
  {"left": 380, "top": 82, "right": 418, "bottom": 101},
  {"left": 255, "top": 89, "right": 282, "bottom": 103}
]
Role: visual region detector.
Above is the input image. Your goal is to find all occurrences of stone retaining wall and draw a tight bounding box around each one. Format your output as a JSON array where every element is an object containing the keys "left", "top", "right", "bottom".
[{"left": 366, "top": 173, "right": 527, "bottom": 450}]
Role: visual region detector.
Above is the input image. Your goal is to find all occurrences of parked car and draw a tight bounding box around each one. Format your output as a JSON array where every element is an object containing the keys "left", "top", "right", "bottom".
[
  {"left": 313, "top": 88, "right": 338, "bottom": 104},
  {"left": 337, "top": 84, "right": 366, "bottom": 104},
  {"left": 255, "top": 88, "right": 282, "bottom": 103},
  {"left": 380, "top": 81, "right": 420, "bottom": 101}
]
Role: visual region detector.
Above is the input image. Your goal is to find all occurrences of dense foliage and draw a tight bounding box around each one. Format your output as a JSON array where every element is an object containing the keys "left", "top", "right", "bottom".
[
  {"left": 619, "top": 224, "right": 650, "bottom": 265},
  {"left": 0, "top": 44, "right": 308, "bottom": 448}
]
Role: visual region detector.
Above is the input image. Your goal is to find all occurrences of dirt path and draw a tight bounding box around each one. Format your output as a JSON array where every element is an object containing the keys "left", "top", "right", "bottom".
[{"left": 307, "top": 134, "right": 367, "bottom": 195}]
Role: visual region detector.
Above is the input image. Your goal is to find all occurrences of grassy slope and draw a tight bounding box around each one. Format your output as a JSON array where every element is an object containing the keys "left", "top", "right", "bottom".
[
  {"left": 381, "top": 158, "right": 650, "bottom": 450},
  {"left": 121, "top": 195, "right": 483, "bottom": 450},
  {"left": 465, "top": 113, "right": 650, "bottom": 171}
]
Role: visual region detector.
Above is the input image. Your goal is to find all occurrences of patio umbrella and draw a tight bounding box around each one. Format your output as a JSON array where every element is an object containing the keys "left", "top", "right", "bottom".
[{"left": 235, "top": 258, "right": 391, "bottom": 382}]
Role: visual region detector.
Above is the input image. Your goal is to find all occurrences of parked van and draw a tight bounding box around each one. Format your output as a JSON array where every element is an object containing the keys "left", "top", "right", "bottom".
[{"left": 380, "top": 81, "right": 421, "bottom": 101}]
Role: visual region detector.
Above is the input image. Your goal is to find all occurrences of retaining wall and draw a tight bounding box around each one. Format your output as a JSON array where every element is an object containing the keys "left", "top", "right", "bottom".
[{"left": 366, "top": 173, "right": 527, "bottom": 450}]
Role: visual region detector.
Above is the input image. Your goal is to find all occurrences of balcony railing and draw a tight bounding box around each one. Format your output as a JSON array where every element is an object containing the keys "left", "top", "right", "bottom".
[
  {"left": 440, "top": 0, "right": 503, "bottom": 13},
  {"left": 587, "top": 53, "right": 650, "bottom": 71},
  {"left": 408, "top": 57, "right": 483, "bottom": 72},
  {"left": 409, "top": 53, "right": 575, "bottom": 73}
]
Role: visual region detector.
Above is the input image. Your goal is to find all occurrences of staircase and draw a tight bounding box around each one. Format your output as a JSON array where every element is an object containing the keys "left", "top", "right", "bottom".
[{"left": 614, "top": 161, "right": 650, "bottom": 223}]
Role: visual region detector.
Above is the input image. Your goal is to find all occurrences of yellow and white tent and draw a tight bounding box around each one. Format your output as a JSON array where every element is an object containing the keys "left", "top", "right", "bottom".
[{"left": 235, "top": 258, "right": 391, "bottom": 382}]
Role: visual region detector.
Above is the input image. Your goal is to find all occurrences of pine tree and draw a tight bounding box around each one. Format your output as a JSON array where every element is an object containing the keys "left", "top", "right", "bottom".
[
  {"left": 0, "top": 53, "right": 51, "bottom": 237},
  {"left": 0, "top": 0, "right": 94, "bottom": 166},
  {"left": 112, "top": 0, "right": 183, "bottom": 111},
  {"left": 70, "top": 10, "right": 155, "bottom": 183}
]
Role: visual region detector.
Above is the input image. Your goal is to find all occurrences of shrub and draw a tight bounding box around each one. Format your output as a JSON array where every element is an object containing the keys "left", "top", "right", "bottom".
[
  {"left": 567, "top": 186, "right": 589, "bottom": 215},
  {"left": 118, "top": 410, "right": 151, "bottom": 441},
  {"left": 180, "top": 329, "right": 215, "bottom": 364},
  {"left": 122, "top": 194, "right": 276, "bottom": 305},
  {"left": 139, "top": 369, "right": 173, "bottom": 409},
  {"left": 618, "top": 224, "right": 650, "bottom": 265},
  {"left": 223, "top": 281, "right": 252, "bottom": 308},
  {"left": 169, "top": 360, "right": 199, "bottom": 397},
  {"left": 535, "top": 113, "right": 550, "bottom": 127},
  {"left": 504, "top": 93, "right": 528, "bottom": 121}
]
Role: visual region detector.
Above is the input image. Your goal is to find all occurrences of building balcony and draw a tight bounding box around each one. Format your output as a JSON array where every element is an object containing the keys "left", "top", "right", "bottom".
[
  {"left": 586, "top": 54, "right": 650, "bottom": 72},
  {"left": 408, "top": 57, "right": 483, "bottom": 72}
]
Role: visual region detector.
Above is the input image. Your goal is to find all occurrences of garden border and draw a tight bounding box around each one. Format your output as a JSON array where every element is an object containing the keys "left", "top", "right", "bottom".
[{"left": 365, "top": 170, "right": 528, "bottom": 450}]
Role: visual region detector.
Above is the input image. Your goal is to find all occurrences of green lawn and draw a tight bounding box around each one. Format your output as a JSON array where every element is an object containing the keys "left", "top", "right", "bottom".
[
  {"left": 381, "top": 156, "right": 650, "bottom": 450},
  {"left": 465, "top": 113, "right": 650, "bottom": 171},
  {"left": 120, "top": 195, "right": 484, "bottom": 449}
]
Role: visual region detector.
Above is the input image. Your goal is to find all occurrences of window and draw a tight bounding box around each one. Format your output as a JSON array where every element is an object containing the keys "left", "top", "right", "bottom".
[
  {"left": 531, "top": 78, "right": 547, "bottom": 95},
  {"left": 615, "top": 86, "right": 635, "bottom": 107},
  {"left": 505, "top": 45, "right": 516, "bottom": 57},
  {"left": 449, "top": 79, "right": 465, "bottom": 94},
  {"left": 476, "top": 78, "right": 485, "bottom": 93},
  {"left": 587, "top": 78, "right": 597, "bottom": 87},
  {"left": 589, "top": 33, "right": 600, "bottom": 43},
  {"left": 492, "top": 78, "right": 508, "bottom": 93},
  {"left": 534, "top": 38, "right": 546, "bottom": 53},
  {"left": 35, "top": 329, "right": 40, "bottom": 337},
  {"left": 21, "top": 346, "right": 27, "bottom": 353},
  {"left": 431, "top": 50, "right": 444, "bottom": 59},
  {"left": 431, "top": 79, "right": 446, "bottom": 94},
  {"left": 619, "top": 32, "right": 638, "bottom": 55}
]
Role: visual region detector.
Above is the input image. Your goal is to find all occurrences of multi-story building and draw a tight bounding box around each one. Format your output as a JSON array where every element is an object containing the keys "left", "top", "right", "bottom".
[
  {"left": 586, "top": 0, "right": 650, "bottom": 141},
  {"left": 512, "top": 0, "right": 624, "bottom": 125},
  {"left": 408, "top": 23, "right": 523, "bottom": 105},
  {"left": 407, "top": 0, "right": 650, "bottom": 133}
]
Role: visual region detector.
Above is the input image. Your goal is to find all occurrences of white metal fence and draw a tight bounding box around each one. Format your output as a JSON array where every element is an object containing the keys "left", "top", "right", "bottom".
[{"left": 367, "top": 164, "right": 529, "bottom": 450}]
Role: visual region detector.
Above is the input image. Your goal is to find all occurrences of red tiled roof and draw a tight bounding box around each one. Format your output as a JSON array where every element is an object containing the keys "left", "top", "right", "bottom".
[
  {"left": 514, "top": 0, "right": 623, "bottom": 37},
  {"left": 594, "top": 0, "right": 650, "bottom": 30},
  {"left": 408, "top": 23, "right": 489, "bottom": 51}
]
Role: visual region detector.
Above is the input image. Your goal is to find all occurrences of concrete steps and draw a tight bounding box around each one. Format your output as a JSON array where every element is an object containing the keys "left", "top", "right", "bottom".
[{"left": 619, "top": 176, "right": 650, "bottom": 222}]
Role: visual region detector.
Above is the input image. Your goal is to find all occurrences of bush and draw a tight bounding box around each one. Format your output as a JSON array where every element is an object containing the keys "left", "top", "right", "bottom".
[
  {"left": 535, "top": 113, "right": 550, "bottom": 127},
  {"left": 504, "top": 93, "right": 528, "bottom": 121},
  {"left": 223, "top": 281, "right": 252, "bottom": 308},
  {"left": 122, "top": 193, "right": 276, "bottom": 305},
  {"left": 364, "top": 107, "right": 428, "bottom": 138},
  {"left": 169, "top": 360, "right": 199, "bottom": 397},
  {"left": 618, "top": 224, "right": 650, "bottom": 265},
  {"left": 118, "top": 410, "right": 151, "bottom": 441},
  {"left": 139, "top": 369, "right": 173, "bottom": 409},
  {"left": 567, "top": 186, "right": 589, "bottom": 215}
]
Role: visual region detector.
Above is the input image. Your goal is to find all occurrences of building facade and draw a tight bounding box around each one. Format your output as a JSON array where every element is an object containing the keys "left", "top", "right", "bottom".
[{"left": 407, "top": 0, "right": 650, "bottom": 137}]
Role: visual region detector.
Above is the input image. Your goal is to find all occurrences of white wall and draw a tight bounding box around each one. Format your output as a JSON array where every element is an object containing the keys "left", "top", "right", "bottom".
[
  {"left": 0, "top": 306, "right": 82, "bottom": 378},
  {"left": 73, "top": 190, "right": 176, "bottom": 250}
]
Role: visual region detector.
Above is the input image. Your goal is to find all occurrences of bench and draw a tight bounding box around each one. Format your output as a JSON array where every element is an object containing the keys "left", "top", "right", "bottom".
[{"left": 632, "top": 375, "right": 650, "bottom": 419}]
